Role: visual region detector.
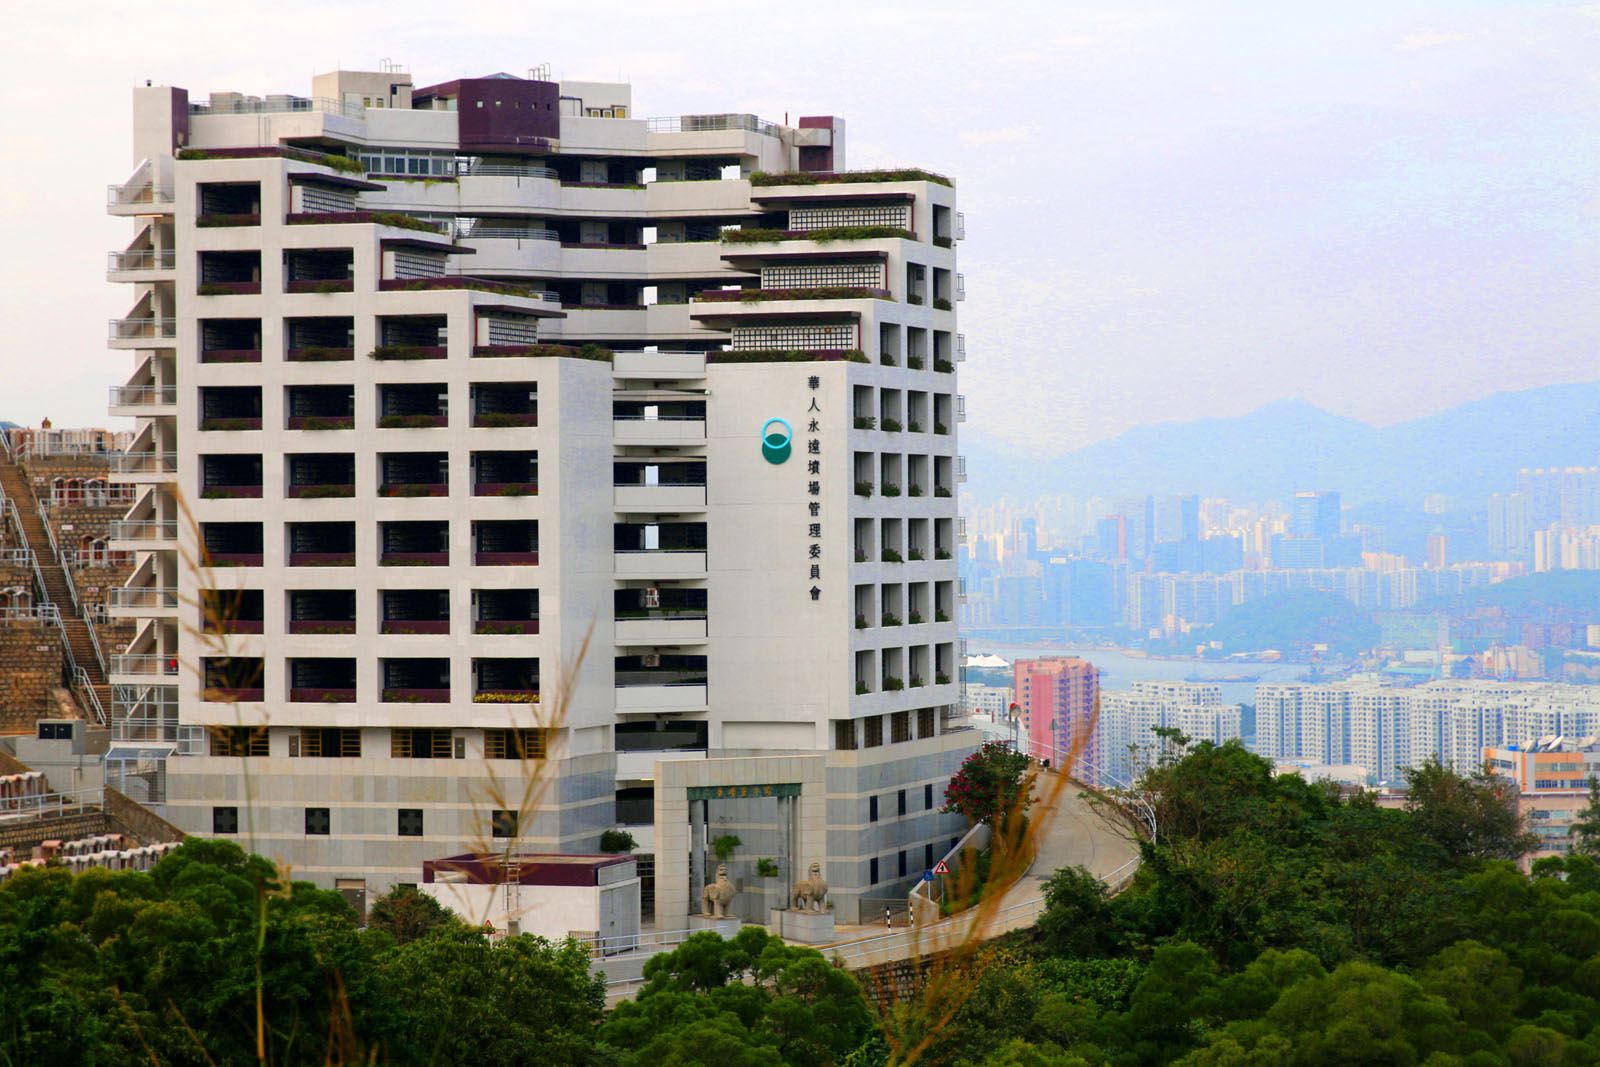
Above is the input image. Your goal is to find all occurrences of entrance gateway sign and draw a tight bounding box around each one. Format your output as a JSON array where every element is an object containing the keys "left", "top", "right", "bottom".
[{"left": 686, "top": 782, "right": 802, "bottom": 801}]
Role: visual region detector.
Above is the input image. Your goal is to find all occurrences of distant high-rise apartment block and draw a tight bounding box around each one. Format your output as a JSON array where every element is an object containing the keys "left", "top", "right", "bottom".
[
  {"left": 1291, "top": 490, "right": 1341, "bottom": 540},
  {"left": 1012, "top": 657, "right": 1098, "bottom": 775},
  {"left": 1097, "top": 681, "right": 1242, "bottom": 784},
  {"left": 104, "top": 67, "right": 971, "bottom": 921}
]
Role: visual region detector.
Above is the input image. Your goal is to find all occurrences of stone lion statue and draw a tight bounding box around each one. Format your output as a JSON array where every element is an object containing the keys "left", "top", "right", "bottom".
[
  {"left": 791, "top": 861, "right": 829, "bottom": 912},
  {"left": 702, "top": 862, "right": 736, "bottom": 917}
]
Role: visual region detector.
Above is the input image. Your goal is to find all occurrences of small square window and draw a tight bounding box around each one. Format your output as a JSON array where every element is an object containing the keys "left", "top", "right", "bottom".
[
  {"left": 868, "top": 795, "right": 879, "bottom": 823},
  {"left": 213, "top": 806, "right": 238, "bottom": 834},
  {"left": 398, "top": 808, "right": 424, "bottom": 837},
  {"left": 869, "top": 857, "right": 879, "bottom": 885},
  {"left": 491, "top": 810, "right": 518, "bottom": 838},
  {"left": 305, "top": 807, "right": 331, "bottom": 835}
]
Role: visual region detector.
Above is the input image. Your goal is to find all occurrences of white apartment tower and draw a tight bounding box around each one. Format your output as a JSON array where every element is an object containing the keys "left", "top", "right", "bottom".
[{"left": 106, "top": 69, "right": 973, "bottom": 922}]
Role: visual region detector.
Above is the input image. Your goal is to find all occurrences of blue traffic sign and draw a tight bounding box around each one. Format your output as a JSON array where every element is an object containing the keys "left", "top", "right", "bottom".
[{"left": 922, "top": 870, "right": 934, "bottom": 882}]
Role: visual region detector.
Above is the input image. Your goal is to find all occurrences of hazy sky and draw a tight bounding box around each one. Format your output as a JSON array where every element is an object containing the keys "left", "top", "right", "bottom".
[{"left": 3, "top": 1, "right": 1595, "bottom": 455}]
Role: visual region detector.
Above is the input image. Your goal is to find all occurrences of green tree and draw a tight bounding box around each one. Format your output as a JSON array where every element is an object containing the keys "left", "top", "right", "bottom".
[
  {"left": 366, "top": 883, "right": 462, "bottom": 944},
  {"left": 942, "top": 741, "right": 1037, "bottom": 839},
  {"left": 1406, "top": 757, "right": 1539, "bottom": 862},
  {"left": 1568, "top": 778, "right": 1600, "bottom": 857}
]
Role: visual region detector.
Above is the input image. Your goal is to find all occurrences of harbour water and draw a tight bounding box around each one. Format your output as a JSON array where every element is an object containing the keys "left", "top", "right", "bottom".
[{"left": 971, "top": 644, "right": 1313, "bottom": 708}]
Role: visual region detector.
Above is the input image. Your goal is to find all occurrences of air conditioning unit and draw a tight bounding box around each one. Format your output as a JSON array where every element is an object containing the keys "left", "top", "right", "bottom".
[
  {"left": 642, "top": 652, "right": 661, "bottom": 668},
  {"left": 644, "top": 587, "right": 660, "bottom": 608}
]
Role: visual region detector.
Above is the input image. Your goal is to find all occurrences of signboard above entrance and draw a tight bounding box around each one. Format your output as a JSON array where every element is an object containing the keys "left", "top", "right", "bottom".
[{"left": 687, "top": 783, "right": 802, "bottom": 801}]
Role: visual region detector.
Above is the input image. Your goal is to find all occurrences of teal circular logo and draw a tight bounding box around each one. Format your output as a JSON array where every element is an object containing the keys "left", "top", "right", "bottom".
[{"left": 761, "top": 418, "right": 792, "bottom": 464}]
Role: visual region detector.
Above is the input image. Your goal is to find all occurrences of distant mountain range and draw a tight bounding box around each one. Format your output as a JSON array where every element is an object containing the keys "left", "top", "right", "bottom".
[{"left": 965, "top": 379, "right": 1600, "bottom": 508}]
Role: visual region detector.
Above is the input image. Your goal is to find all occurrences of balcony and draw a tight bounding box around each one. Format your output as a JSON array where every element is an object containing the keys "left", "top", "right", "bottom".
[
  {"left": 107, "top": 249, "right": 176, "bottom": 276},
  {"left": 200, "top": 485, "right": 262, "bottom": 499},
  {"left": 613, "top": 678, "right": 710, "bottom": 712},
  {"left": 614, "top": 615, "right": 709, "bottom": 644},
  {"left": 205, "top": 618, "right": 264, "bottom": 635},
  {"left": 289, "top": 483, "right": 356, "bottom": 499},
  {"left": 613, "top": 484, "right": 706, "bottom": 511},
  {"left": 612, "top": 417, "right": 705, "bottom": 447},
  {"left": 108, "top": 318, "right": 175, "bottom": 347},
  {"left": 473, "top": 482, "right": 538, "bottom": 498},
  {"left": 474, "top": 550, "right": 538, "bottom": 566},
  {"left": 108, "top": 587, "right": 178, "bottom": 615},
  {"left": 287, "top": 346, "right": 355, "bottom": 363},
  {"left": 203, "top": 551, "right": 263, "bottom": 568},
  {"left": 107, "top": 180, "right": 174, "bottom": 213},
  {"left": 109, "top": 654, "right": 179, "bottom": 679},
  {"left": 473, "top": 618, "right": 539, "bottom": 636},
  {"left": 381, "top": 550, "right": 449, "bottom": 567},
  {"left": 112, "top": 451, "right": 177, "bottom": 478},
  {"left": 472, "top": 411, "right": 538, "bottom": 429},
  {"left": 378, "top": 482, "right": 447, "bottom": 498},
  {"left": 108, "top": 385, "right": 176, "bottom": 412},
  {"left": 381, "top": 688, "right": 451, "bottom": 703},
  {"left": 382, "top": 619, "right": 450, "bottom": 635},
  {"left": 109, "top": 519, "right": 177, "bottom": 544},
  {"left": 614, "top": 550, "right": 706, "bottom": 578}
]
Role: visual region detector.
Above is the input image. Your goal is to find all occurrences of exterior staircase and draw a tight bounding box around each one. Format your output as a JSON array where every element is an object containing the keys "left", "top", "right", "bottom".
[{"left": 0, "top": 454, "right": 112, "bottom": 722}]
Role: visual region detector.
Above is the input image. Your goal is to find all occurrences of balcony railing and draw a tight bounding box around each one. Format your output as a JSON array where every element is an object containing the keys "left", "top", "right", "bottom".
[
  {"left": 380, "top": 552, "right": 449, "bottom": 567},
  {"left": 646, "top": 113, "right": 782, "bottom": 137},
  {"left": 288, "top": 618, "right": 356, "bottom": 634},
  {"left": 109, "top": 385, "right": 176, "bottom": 407},
  {"left": 381, "top": 688, "right": 451, "bottom": 703},
  {"left": 199, "top": 349, "right": 263, "bottom": 364},
  {"left": 108, "top": 249, "right": 176, "bottom": 272},
  {"left": 289, "top": 687, "right": 357, "bottom": 703},
  {"left": 463, "top": 162, "right": 559, "bottom": 180},
  {"left": 473, "top": 618, "right": 539, "bottom": 635},
  {"left": 381, "top": 619, "right": 450, "bottom": 635},
  {"left": 199, "top": 484, "right": 262, "bottom": 499},
  {"left": 288, "top": 552, "right": 355, "bottom": 567},
  {"left": 473, "top": 550, "right": 539, "bottom": 566},
  {"left": 107, "top": 182, "right": 174, "bottom": 207},
  {"left": 108, "top": 587, "right": 178, "bottom": 610},
  {"left": 189, "top": 95, "right": 365, "bottom": 120},
  {"left": 110, "top": 654, "right": 179, "bottom": 676},
  {"left": 204, "top": 619, "right": 264, "bottom": 635},
  {"left": 202, "top": 687, "right": 265, "bottom": 703},
  {"left": 108, "top": 519, "right": 177, "bottom": 542},
  {"left": 203, "top": 552, "right": 263, "bottom": 567},
  {"left": 472, "top": 412, "right": 538, "bottom": 428},
  {"left": 112, "top": 451, "right": 177, "bottom": 474},
  {"left": 108, "top": 317, "right": 176, "bottom": 341},
  {"left": 614, "top": 671, "right": 710, "bottom": 687},
  {"left": 473, "top": 482, "right": 538, "bottom": 497}
]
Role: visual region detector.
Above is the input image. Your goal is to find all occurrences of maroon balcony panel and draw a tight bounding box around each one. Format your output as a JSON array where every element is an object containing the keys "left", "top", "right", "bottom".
[
  {"left": 288, "top": 484, "right": 356, "bottom": 499},
  {"left": 204, "top": 553, "right": 263, "bottom": 567},
  {"left": 288, "top": 552, "right": 355, "bottom": 567},
  {"left": 199, "top": 418, "right": 263, "bottom": 431},
  {"left": 203, "top": 687, "right": 265, "bottom": 702},
  {"left": 200, "top": 485, "right": 264, "bottom": 499},
  {"left": 473, "top": 551, "right": 539, "bottom": 566},
  {"left": 471, "top": 412, "right": 538, "bottom": 428},
  {"left": 286, "top": 279, "right": 354, "bottom": 294},
  {"left": 380, "top": 552, "right": 449, "bottom": 566},
  {"left": 286, "top": 347, "right": 355, "bottom": 362},
  {"left": 200, "top": 349, "right": 263, "bottom": 364},
  {"left": 204, "top": 619, "right": 264, "bottom": 635},
  {"left": 378, "top": 483, "right": 448, "bottom": 497},
  {"left": 473, "top": 619, "right": 540, "bottom": 635},
  {"left": 371, "top": 345, "right": 448, "bottom": 360},
  {"left": 198, "top": 281, "right": 261, "bottom": 295},
  {"left": 286, "top": 415, "right": 355, "bottom": 429},
  {"left": 288, "top": 618, "right": 356, "bottom": 634},
  {"left": 381, "top": 688, "right": 451, "bottom": 703},
  {"left": 376, "top": 414, "right": 448, "bottom": 429},
  {"left": 473, "top": 482, "right": 538, "bottom": 497},
  {"left": 381, "top": 619, "right": 450, "bottom": 635},
  {"left": 289, "top": 687, "right": 357, "bottom": 703}
]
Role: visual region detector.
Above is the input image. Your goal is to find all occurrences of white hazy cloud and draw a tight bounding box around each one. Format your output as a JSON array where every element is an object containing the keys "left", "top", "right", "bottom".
[{"left": 1, "top": 0, "right": 1596, "bottom": 461}]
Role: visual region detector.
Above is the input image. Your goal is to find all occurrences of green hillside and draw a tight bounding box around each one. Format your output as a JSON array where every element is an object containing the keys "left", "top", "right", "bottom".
[{"left": 1203, "top": 589, "right": 1379, "bottom": 655}]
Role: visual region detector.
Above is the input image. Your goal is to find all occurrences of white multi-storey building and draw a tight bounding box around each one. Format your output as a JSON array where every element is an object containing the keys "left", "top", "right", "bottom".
[
  {"left": 1098, "top": 681, "right": 1242, "bottom": 783},
  {"left": 105, "top": 68, "right": 972, "bottom": 922},
  {"left": 1255, "top": 680, "right": 1600, "bottom": 784}
]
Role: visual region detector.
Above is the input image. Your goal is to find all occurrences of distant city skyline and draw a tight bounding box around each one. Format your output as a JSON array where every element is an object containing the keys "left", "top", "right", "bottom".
[{"left": 4, "top": 1, "right": 1596, "bottom": 453}]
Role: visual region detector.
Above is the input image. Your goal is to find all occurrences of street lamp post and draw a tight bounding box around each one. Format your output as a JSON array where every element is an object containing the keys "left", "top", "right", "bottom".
[{"left": 1008, "top": 702, "right": 1020, "bottom": 752}]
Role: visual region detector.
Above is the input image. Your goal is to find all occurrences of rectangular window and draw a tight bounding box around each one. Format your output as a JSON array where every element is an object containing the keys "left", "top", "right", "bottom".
[
  {"left": 299, "top": 727, "right": 361, "bottom": 758},
  {"left": 391, "top": 728, "right": 455, "bottom": 758},
  {"left": 898, "top": 789, "right": 907, "bottom": 817},
  {"left": 213, "top": 807, "right": 239, "bottom": 835},
  {"left": 898, "top": 850, "right": 908, "bottom": 878},
  {"left": 484, "top": 729, "right": 548, "bottom": 760},
  {"left": 305, "top": 808, "right": 331, "bottom": 836},
  {"left": 925, "top": 784, "right": 935, "bottom": 810},
  {"left": 869, "top": 795, "right": 879, "bottom": 823},
  {"left": 869, "top": 857, "right": 879, "bottom": 885},
  {"left": 207, "top": 726, "right": 268, "bottom": 757},
  {"left": 491, "top": 810, "right": 519, "bottom": 838},
  {"left": 863, "top": 716, "right": 884, "bottom": 748},
  {"left": 925, "top": 843, "right": 935, "bottom": 868},
  {"left": 918, "top": 707, "right": 936, "bottom": 738},
  {"left": 834, "top": 720, "right": 858, "bottom": 751},
  {"left": 398, "top": 809, "right": 424, "bottom": 837},
  {"left": 891, "top": 711, "right": 912, "bottom": 744}
]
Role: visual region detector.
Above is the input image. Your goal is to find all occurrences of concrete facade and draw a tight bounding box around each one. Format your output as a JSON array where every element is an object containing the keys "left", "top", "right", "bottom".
[{"left": 106, "top": 68, "right": 975, "bottom": 905}]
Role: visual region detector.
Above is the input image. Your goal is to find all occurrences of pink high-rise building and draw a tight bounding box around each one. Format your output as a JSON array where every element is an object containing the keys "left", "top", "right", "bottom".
[{"left": 1012, "top": 657, "right": 1099, "bottom": 778}]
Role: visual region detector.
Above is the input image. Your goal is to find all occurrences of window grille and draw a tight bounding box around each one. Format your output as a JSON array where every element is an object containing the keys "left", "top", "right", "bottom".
[
  {"left": 731, "top": 323, "right": 855, "bottom": 351},
  {"left": 789, "top": 204, "right": 910, "bottom": 230},
  {"left": 760, "top": 262, "right": 884, "bottom": 289}
]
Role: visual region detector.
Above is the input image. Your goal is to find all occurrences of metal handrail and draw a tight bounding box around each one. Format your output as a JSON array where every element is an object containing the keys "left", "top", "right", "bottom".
[
  {"left": 0, "top": 548, "right": 35, "bottom": 567},
  {"left": 73, "top": 667, "right": 107, "bottom": 725},
  {"left": 106, "top": 183, "right": 174, "bottom": 206},
  {"left": 109, "top": 384, "right": 177, "bottom": 406},
  {"left": 455, "top": 221, "right": 560, "bottom": 242},
  {"left": 109, "top": 519, "right": 178, "bottom": 541},
  {"left": 107, "top": 249, "right": 176, "bottom": 271},
  {"left": 111, "top": 451, "right": 177, "bottom": 474},
  {"left": 463, "top": 163, "right": 559, "bottom": 180},
  {"left": 189, "top": 95, "right": 364, "bottom": 120},
  {"left": 0, "top": 605, "right": 60, "bottom": 622},
  {"left": 108, "top": 318, "right": 177, "bottom": 340},
  {"left": 37, "top": 511, "right": 77, "bottom": 614},
  {"left": 645, "top": 113, "right": 783, "bottom": 137},
  {"left": 4, "top": 501, "right": 51, "bottom": 607},
  {"left": 109, "top": 654, "right": 180, "bottom": 676},
  {"left": 108, "top": 587, "right": 178, "bottom": 609},
  {"left": 0, "top": 786, "right": 104, "bottom": 823}
]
